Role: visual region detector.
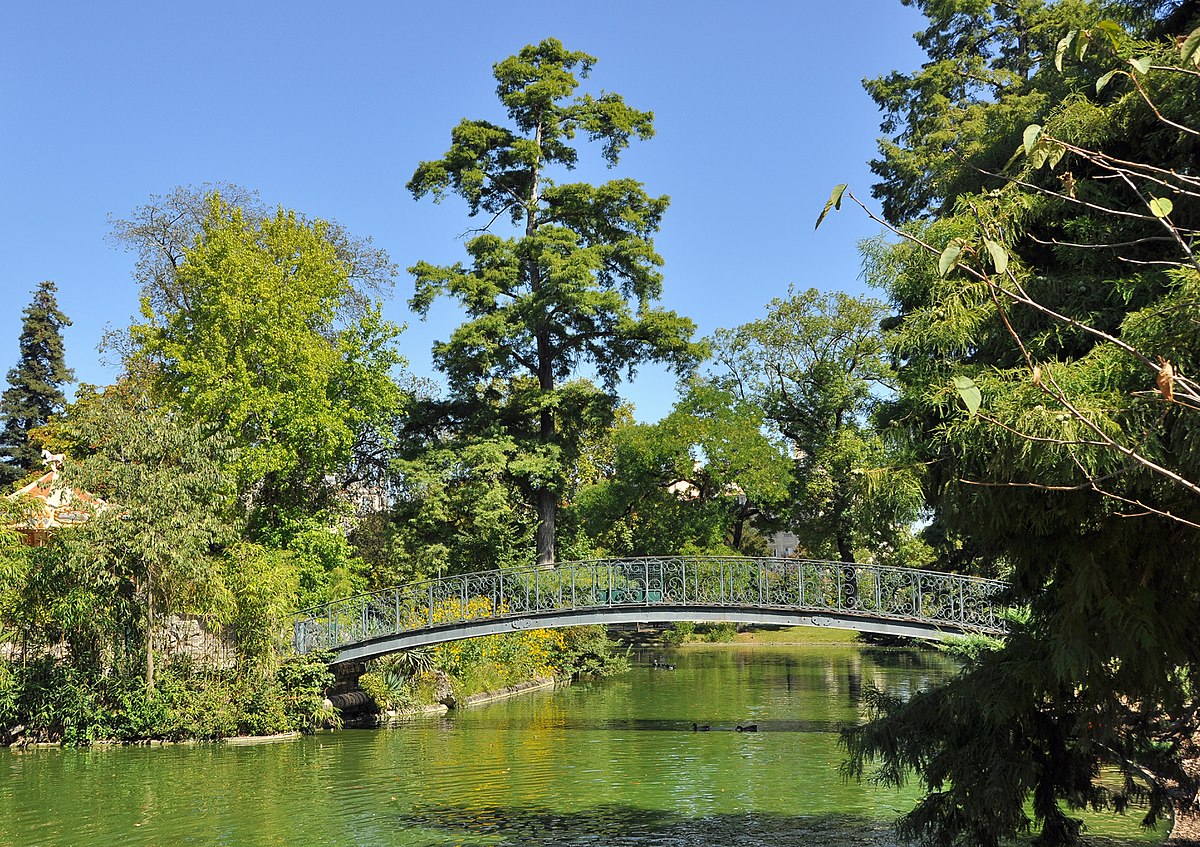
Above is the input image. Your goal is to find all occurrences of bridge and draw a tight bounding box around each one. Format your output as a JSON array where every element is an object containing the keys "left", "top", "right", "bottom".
[{"left": 292, "top": 557, "right": 1007, "bottom": 664}]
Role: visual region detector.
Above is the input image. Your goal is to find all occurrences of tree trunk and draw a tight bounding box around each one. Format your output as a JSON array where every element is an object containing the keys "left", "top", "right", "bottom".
[
  {"left": 536, "top": 487, "right": 556, "bottom": 567},
  {"left": 834, "top": 491, "right": 858, "bottom": 606},
  {"left": 730, "top": 499, "right": 753, "bottom": 551},
  {"left": 529, "top": 118, "right": 556, "bottom": 569},
  {"left": 837, "top": 536, "right": 858, "bottom": 607},
  {"left": 145, "top": 576, "right": 156, "bottom": 693}
]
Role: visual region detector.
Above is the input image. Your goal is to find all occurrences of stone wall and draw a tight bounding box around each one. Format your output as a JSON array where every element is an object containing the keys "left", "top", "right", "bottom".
[{"left": 152, "top": 615, "right": 238, "bottom": 669}]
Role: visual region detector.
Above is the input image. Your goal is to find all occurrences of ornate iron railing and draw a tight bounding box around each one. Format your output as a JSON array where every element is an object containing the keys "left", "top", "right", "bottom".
[{"left": 292, "top": 557, "right": 1007, "bottom": 657}]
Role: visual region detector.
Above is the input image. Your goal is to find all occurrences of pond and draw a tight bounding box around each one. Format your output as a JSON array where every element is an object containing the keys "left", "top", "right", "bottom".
[{"left": 0, "top": 642, "right": 1164, "bottom": 846}]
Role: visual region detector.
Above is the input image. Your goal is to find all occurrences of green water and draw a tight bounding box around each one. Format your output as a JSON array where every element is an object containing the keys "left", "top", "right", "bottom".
[{"left": 0, "top": 644, "right": 1164, "bottom": 846}]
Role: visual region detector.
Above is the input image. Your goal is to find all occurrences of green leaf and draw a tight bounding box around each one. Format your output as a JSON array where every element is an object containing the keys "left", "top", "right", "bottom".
[
  {"left": 1047, "top": 143, "right": 1066, "bottom": 170},
  {"left": 1055, "top": 31, "right": 1076, "bottom": 72},
  {"left": 1022, "top": 124, "right": 1042, "bottom": 154},
  {"left": 1128, "top": 56, "right": 1151, "bottom": 75},
  {"left": 952, "top": 376, "right": 982, "bottom": 417},
  {"left": 1075, "top": 30, "right": 1091, "bottom": 61},
  {"left": 1093, "top": 20, "right": 1124, "bottom": 49},
  {"left": 1148, "top": 197, "right": 1174, "bottom": 218},
  {"left": 938, "top": 240, "right": 964, "bottom": 277},
  {"left": 1096, "top": 69, "right": 1120, "bottom": 93},
  {"left": 1181, "top": 26, "right": 1200, "bottom": 67},
  {"left": 984, "top": 239, "right": 1009, "bottom": 275},
  {"left": 814, "top": 184, "right": 847, "bottom": 230},
  {"left": 1030, "top": 145, "right": 1049, "bottom": 170}
]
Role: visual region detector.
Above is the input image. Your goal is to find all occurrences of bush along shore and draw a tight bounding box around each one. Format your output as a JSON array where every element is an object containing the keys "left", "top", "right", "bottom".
[
  {"left": 352, "top": 625, "right": 627, "bottom": 721},
  {"left": 0, "top": 625, "right": 627, "bottom": 747}
]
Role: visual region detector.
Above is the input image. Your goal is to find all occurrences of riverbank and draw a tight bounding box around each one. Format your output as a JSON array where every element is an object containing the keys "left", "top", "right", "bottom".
[
  {"left": 619, "top": 622, "right": 881, "bottom": 648},
  {"left": 1, "top": 624, "right": 628, "bottom": 749},
  {"left": 370, "top": 676, "right": 558, "bottom": 724}
]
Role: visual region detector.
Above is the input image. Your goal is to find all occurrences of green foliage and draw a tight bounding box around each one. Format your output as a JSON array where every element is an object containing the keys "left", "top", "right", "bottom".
[
  {"left": 0, "top": 655, "right": 335, "bottom": 745},
  {"left": 663, "top": 620, "right": 695, "bottom": 644},
  {"left": 701, "top": 621, "right": 738, "bottom": 643},
  {"left": 221, "top": 543, "right": 300, "bottom": 675},
  {"left": 572, "top": 380, "right": 790, "bottom": 556},
  {"left": 0, "top": 502, "right": 33, "bottom": 647},
  {"left": 0, "top": 280, "right": 73, "bottom": 485},
  {"left": 712, "top": 287, "right": 928, "bottom": 565},
  {"left": 846, "top": 2, "right": 1200, "bottom": 844},
  {"left": 52, "top": 378, "right": 237, "bottom": 688},
  {"left": 407, "top": 38, "right": 702, "bottom": 565},
  {"left": 389, "top": 386, "right": 547, "bottom": 575},
  {"left": 126, "top": 192, "right": 405, "bottom": 535},
  {"left": 549, "top": 624, "right": 629, "bottom": 679},
  {"left": 358, "top": 669, "right": 415, "bottom": 713}
]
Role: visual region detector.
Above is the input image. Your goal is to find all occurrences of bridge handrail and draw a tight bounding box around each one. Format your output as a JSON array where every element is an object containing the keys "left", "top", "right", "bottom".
[{"left": 292, "top": 557, "right": 1007, "bottom": 656}]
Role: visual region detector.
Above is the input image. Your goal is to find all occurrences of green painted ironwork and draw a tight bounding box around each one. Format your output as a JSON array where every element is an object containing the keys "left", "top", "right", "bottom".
[{"left": 293, "top": 557, "right": 1007, "bottom": 662}]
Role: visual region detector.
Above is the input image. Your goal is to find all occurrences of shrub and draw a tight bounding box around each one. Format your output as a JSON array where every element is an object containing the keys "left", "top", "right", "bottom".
[
  {"left": 551, "top": 625, "right": 629, "bottom": 679},
  {"left": 702, "top": 622, "right": 737, "bottom": 643},
  {"left": 663, "top": 621, "right": 695, "bottom": 644}
]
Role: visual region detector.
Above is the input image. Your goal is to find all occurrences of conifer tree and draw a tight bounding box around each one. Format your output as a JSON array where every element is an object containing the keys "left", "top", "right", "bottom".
[
  {"left": 822, "top": 2, "right": 1200, "bottom": 844},
  {"left": 0, "top": 281, "right": 73, "bottom": 484},
  {"left": 407, "top": 39, "right": 701, "bottom": 566}
]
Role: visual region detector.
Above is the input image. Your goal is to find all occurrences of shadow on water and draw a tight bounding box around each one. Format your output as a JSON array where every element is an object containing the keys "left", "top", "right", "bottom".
[
  {"left": 393, "top": 803, "right": 900, "bottom": 847},
  {"left": 393, "top": 804, "right": 1164, "bottom": 847},
  {"left": 510, "top": 717, "right": 849, "bottom": 733},
  {"left": 857, "top": 646, "right": 940, "bottom": 669}
]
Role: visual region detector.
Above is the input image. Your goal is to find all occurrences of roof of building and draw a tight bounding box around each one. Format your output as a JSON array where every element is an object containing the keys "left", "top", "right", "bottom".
[{"left": 6, "top": 464, "right": 105, "bottom": 539}]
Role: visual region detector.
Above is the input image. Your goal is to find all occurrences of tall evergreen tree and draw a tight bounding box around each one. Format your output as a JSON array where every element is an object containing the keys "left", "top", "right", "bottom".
[
  {"left": 407, "top": 39, "right": 701, "bottom": 566},
  {"left": 0, "top": 281, "right": 73, "bottom": 484}
]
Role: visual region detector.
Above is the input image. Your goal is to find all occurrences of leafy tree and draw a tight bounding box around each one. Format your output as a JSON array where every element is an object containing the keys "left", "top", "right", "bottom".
[
  {"left": 407, "top": 38, "right": 702, "bottom": 566},
  {"left": 822, "top": 2, "right": 1200, "bottom": 844},
  {"left": 712, "top": 288, "right": 926, "bottom": 566},
  {"left": 107, "top": 183, "right": 395, "bottom": 327},
  {"left": 221, "top": 542, "right": 301, "bottom": 677},
  {"left": 0, "top": 281, "right": 73, "bottom": 484},
  {"left": 573, "top": 380, "right": 790, "bottom": 556},
  {"left": 0, "top": 499, "right": 34, "bottom": 650},
  {"left": 126, "top": 193, "right": 405, "bottom": 536},
  {"left": 53, "top": 379, "right": 238, "bottom": 690},
  {"left": 387, "top": 380, "right": 597, "bottom": 577}
]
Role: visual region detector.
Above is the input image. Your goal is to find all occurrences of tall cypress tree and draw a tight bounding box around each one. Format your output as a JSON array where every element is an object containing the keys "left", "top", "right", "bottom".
[{"left": 0, "top": 280, "right": 73, "bottom": 484}]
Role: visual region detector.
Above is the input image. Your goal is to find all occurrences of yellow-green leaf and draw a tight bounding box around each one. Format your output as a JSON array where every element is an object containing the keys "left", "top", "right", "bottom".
[
  {"left": 1093, "top": 20, "right": 1124, "bottom": 49},
  {"left": 1149, "top": 197, "right": 1174, "bottom": 218},
  {"left": 984, "top": 239, "right": 1009, "bottom": 275},
  {"left": 1096, "top": 69, "right": 1121, "bottom": 93},
  {"left": 814, "top": 183, "right": 847, "bottom": 230},
  {"left": 1023, "top": 124, "right": 1042, "bottom": 154},
  {"left": 1129, "top": 56, "right": 1151, "bottom": 74},
  {"left": 938, "top": 240, "right": 964, "bottom": 277},
  {"left": 1047, "top": 143, "right": 1066, "bottom": 170},
  {"left": 1182, "top": 26, "right": 1200, "bottom": 67},
  {"left": 1055, "top": 31, "right": 1076, "bottom": 72},
  {"left": 1075, "top": 30, "right": 1091, "bottom": 61},
  {"left": 952, "top": 376, "right": 982, "bottom": 417}
]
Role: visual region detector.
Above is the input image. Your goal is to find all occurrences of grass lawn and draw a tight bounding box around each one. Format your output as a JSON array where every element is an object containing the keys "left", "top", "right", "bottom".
[{"left": 731, "top": 625, "right": 861, "bottom": 644}]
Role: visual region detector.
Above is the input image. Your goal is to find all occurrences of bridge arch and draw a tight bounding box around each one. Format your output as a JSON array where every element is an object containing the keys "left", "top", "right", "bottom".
[{"left": 293, "top": 557, "right": 1006, "bottom": 665}]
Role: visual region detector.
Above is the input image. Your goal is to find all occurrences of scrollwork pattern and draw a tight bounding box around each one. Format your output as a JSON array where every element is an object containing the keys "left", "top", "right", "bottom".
[{"left": 292, "top": 557, "right": 1008, "bottom": 655}]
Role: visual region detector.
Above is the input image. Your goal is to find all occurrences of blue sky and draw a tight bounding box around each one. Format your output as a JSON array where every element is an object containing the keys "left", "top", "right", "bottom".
[{"left": 1, "top": 1, "right": 928, "bottom": 423}]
